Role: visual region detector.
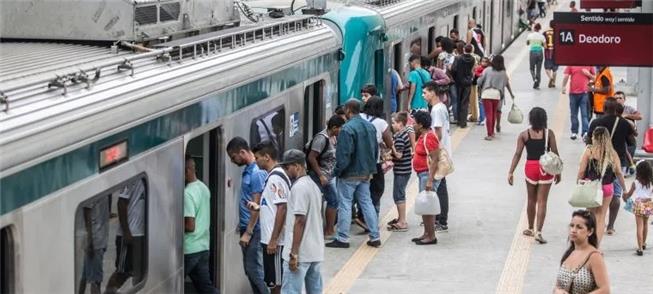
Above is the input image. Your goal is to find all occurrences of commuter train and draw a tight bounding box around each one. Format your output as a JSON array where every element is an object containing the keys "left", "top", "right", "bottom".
[{"left": 0, "top": 0, "right": 524, "bottom": 293}]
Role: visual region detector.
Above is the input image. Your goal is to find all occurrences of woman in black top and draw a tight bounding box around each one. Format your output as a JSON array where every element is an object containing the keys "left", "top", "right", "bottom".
[{"left": 508, "top": 107, "right": 561, "bottom": 244}]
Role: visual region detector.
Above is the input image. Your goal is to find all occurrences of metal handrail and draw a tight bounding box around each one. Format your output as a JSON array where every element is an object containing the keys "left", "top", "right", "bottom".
[{"left": 0, "top": 16, "right": 322, "bottom": 102}]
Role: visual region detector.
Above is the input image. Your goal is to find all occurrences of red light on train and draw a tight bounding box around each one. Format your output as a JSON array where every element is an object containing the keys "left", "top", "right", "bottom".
[{"left": 99, "top": 140, "right": 129, "bottom": 171}]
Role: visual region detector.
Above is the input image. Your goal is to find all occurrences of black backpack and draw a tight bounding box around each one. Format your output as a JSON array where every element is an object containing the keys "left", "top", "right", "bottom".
[{"left": 303, "top": 132, "right": 329, "bottom": 158}]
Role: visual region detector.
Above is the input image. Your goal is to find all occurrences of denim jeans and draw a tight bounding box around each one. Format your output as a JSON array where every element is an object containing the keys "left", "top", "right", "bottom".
[
  {"left": 392, "top": 174, "right": 411, "bottom": 204},
  {"left": 281, "top": 261, "right": 322, "bottom": 294},
  {"left": 449, "top": 84, "right": 458, "bottom": 121},
  {"left": 417, "top": 172, "right": 441, "bottom": 193},
  {"left": 529, "top": 51, "right": 543, "bottom": 83},
  {"left": 569, "top": 93, "right": 589, "bottom": 135},
  {"left": 435, "top": 177, "right": 449, "bottom": 226},
  {"left": 309, "top": 172, "right": 338, "bottom": 209},
  {"left": 478, "top": 88, "right": 485, "bottom": 122},
  {"left": 336, "top": 178, "right": 380, "bottom": 242},
  {"left": 184, "top": 251, "right": 218, "bottom": 294},
  {"left": 240, "top": 230, "right": 268, "bottom": 294}
]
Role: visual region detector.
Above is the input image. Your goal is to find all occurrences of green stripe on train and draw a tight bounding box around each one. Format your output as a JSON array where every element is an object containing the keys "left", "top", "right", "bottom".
[{"left": 1, "top": 54, "right": 338, "bottom": 216}]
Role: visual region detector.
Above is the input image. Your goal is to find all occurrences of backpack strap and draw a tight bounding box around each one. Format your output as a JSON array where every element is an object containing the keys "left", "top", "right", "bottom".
[
  {"left": 266, "top": 168, "right": 291, "bottom": 188},
  {"left": 610, "top": 117, "right": 619, "bottom": 139}
]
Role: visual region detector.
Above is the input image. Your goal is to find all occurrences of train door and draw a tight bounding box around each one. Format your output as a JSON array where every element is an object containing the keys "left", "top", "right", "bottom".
[
  {"left": 1, "top": 225, "right": 14, "bottom": 293},
  {"left": 489, "top": 1, "right": 494, "bottom": 54},
  {"left": 185, "top": 127, "right": 225, "bottom": 291},
  {"left": 304, "top": 80, "right": 324, "bottom": 143}
]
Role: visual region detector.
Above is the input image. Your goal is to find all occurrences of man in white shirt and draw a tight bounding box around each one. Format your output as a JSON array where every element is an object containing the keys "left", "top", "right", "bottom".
[
  {"left": 423, "top": 82, "right": 452, "bottom": 231},
  {"left": 250, "top": 141, "right": 291, "bottom": 294}
]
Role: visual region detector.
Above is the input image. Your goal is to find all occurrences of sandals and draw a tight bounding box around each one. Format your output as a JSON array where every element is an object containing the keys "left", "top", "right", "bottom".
[
  {"left": 387, "top": 218, "right": 399, "bottom": 226},
  {"left": 522, "top": 229, "right": 534, "bottom": 237},
  {"left": 535, "top": 233, "right": 548, "bottom": 244},
  {"left": 387, "top": 223, "right": 408, "bottom": 232}
]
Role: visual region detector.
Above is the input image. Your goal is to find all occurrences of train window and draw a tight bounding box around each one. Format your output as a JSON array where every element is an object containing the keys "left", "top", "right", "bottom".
[
  {"left": 505, "top": 1, "right": 512, "bottom": 17},
  {"left": 473, "top": 7, "right": 477, "bottom": 20},
  {"left": 250, "top": 108, "right": 285, "bottom": 155},
  {"left": 74, "top": 177, "right": 148, "bottom": 294},
  {"left": 428, "top": 27, "right": 435, "bottom": 54},
  {"left": 393, "top": 42, "right": 402, "bottom": 74},
  {"left": 1, "top": 226, "right": 14, "bottom": 294},
  {"left": 304, "top": 81, "right": 324, "bottom": 143},
  {"left": 410, "top": 38, "right": 422, "bottom": 56},
  {"left": 453, "top": 15, "right": 459, "bottom": 32}
]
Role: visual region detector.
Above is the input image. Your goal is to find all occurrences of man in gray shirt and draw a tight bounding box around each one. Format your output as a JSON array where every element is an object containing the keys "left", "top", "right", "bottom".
[{"left": 280, "top": 149, "right": 324, "bottom": 294}]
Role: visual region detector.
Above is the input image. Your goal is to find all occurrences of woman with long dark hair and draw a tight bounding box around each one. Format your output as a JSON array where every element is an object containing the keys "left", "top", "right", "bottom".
[
  {"left": 554, "top": 210, "right": 610, "bottom": 294},
  {"left": 577, "top": 127, "right": 626, "bottom": 246},
  {"left": 508, "top": 107, "right": 560, "bottom": 244},
  {"left": 478, "top": 55, "right": 515, "bottom": 140}
]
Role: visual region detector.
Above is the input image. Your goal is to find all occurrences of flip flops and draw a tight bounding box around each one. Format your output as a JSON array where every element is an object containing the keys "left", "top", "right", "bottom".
[
  {"left": 387, "top": 223, "right": 408, "bottom": 232},
  {"left": 523, "top": 229, "right": 534, "bottom": 237}
]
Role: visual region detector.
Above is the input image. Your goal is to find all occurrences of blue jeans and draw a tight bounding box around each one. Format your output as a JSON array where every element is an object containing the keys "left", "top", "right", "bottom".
[
  {"left": 569, "top": 93, "right": 589, "bottom": 135},
  {"left": 478, "top": 94, "right": 485, "bottom": 122},
  {"left": 336, "top": 178, "right": 380, "bottom": 242},
  {"left": 449, "top": 84, "right": 458, "bottom": 121},
  {"left": 309, "top": 173, "right": 338, "bottom": 209},
  {"left": 185, "top": 250, "right": 218, "bottom": 294},
  {"left": 281, "top": 261, "right": 322, "bottom": 294},
  {"left": 417, "top": 172, "right": 441, "bottom": 193},
  {"left": 391, "top": 96, "right": 398, "bottom": 113},
  {"left": 392, "top": 174, "right": 410, "bottom": 204},
  {"left": 240, "top": 230, "right": 268, "bottom": 294}
]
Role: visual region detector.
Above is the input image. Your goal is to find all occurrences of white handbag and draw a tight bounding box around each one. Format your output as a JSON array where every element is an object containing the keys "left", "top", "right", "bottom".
[
  {"left": 414, "top": 190, "right": 441, "bottom": 215},
  {"left": 539, "top": 129, "right": 563, "bottom": 175},
  {"left": 507, "top": 101, "right": 523, "bottom": 124}
]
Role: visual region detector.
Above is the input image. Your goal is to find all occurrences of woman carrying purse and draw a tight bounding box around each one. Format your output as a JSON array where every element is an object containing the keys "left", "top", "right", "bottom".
[{"left": 577, "top": 126, "right": 626, "bottom": 247}]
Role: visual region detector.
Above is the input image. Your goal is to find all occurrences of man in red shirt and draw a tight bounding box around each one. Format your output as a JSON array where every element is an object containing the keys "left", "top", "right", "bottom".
[{"left": 561, "top": 66, "right": 596, "bottom": 140}]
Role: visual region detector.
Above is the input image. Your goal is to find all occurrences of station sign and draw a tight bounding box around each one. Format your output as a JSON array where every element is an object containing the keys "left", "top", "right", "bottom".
[
  {"left": 580, "top": 0, "right": 641, "bottom": 9},
  {"left": 553, "top": 12, "right": 653, "bottom": 67}
]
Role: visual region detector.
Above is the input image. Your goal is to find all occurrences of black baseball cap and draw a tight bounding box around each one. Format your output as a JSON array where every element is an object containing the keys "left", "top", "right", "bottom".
[{"left": 279, "top": 149, "right": 306, "bottom": 166}]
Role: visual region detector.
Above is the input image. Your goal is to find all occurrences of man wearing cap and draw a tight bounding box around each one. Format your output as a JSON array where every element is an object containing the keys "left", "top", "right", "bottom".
[
  {"left": 279, "top": 149, "right": 324, "bottom": 294},
  {"left": 326, "top": 99, "right": 381, "bottom": 249}
]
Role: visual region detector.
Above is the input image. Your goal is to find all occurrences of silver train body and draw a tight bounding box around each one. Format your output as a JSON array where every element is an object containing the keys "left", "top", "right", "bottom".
[{"left": 0, "top": 1, "right": 524, "bottom": 293}]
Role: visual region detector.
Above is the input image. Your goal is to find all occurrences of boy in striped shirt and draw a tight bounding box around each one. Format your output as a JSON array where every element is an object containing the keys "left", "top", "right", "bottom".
[{"left": 387, "top": 112, "right": 413, "bottom": 232}]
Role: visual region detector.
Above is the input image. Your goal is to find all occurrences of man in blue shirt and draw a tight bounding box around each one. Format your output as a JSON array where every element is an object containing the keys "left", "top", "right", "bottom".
[
  {"left": 227, "top": 137, "right": 269, "bottom": 294},
  {"left": 326, "top": 99, "right": 381, "bottom": 249},
  {"left": 405, "top": 55, "right": 432, "bottom": 111}
]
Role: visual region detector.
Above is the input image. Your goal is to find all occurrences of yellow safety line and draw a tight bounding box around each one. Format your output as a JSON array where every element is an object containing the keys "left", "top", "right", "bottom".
[
  {"left": 324, "top": 127, "right": 471, "bottom": 294},
  {"left": 494, "top": 88, "right": 569, "bottom": 294},
  {"left": 326, "top": 23, "right": 543, "bottom": 293}
]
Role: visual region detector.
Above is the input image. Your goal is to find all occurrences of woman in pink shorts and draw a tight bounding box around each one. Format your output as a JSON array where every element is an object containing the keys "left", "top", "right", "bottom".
[
  {"left": 577, "top": 126, "right": 626, "bottom": 246},
  {"left": 508, "top": 107, "right": 561, "bottom": 244}
]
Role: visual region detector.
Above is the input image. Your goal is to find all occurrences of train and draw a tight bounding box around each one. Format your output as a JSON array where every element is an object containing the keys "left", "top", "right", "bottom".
[{"left": 0, "top": 0, "right": 525, "bottom": 293}]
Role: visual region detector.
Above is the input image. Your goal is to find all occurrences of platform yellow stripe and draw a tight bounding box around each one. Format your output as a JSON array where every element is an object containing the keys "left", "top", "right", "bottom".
[{"left": 324, "top": 126, "right": 471, "bottom": 294}]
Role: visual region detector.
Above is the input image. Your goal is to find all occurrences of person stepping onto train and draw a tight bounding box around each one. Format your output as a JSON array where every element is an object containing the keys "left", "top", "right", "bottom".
[
  {"left": 326, "top": 99, "right": 381, "bottom": 249},
  {"left": 183, "top": 155, "right": 218, "bottom": 294},
  {"left": 249, "top": 141, "right": 292, "bottom": 294},
  {"left": 279, "top": 150, "right": 325, "bottom": 294}
]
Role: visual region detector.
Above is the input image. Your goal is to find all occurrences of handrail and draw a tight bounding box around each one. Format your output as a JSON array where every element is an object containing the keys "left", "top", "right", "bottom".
[{"left": 0, "top": 16, "right": 323, "bottom": 101}]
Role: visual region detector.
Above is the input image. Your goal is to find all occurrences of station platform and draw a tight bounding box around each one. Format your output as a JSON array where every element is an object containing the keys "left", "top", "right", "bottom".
[{"left": 321, "top": 5, "right": 653, "bottom": 293}]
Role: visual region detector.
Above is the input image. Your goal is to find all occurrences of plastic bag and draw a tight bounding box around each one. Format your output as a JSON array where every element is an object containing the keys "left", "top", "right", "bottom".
[
  {"left": 507, "top": 102, "right": 523, "bottom": 124},
  {"left": 414, "top": 191, "right": 441, "bottom": 216}
]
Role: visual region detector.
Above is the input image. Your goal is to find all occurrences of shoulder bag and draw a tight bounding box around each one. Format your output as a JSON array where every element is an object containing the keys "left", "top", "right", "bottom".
[
  {"left": 424, "top": 130, "right": 454, "bottom": 179},
  {"left": 539, "top": 129, "right": 563, "bottom": 175},
  {"left": 569, "top": 151, "right": 606, "bottom": 208}
]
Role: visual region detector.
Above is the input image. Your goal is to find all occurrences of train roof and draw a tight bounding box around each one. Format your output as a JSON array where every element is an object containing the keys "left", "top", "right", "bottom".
[{"left": 0, "top": 16, "right": 340, "bottom": 176}]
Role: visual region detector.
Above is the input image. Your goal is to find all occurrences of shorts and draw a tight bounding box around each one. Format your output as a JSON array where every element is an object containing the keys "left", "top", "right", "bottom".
[
  {"left": 613, "top": 180, "right": 623, "bottom": 197},
  {"left": 262, "top": 244, "right": 284, "bottom": 288},
  {"left": 544, "top": 58, "right": 558, "bottom": 71},
  {"left": 114, "top": 235, "right": 145, "bottom": 282},
  {"left": 525, "top": 160, "right": 554, "bottom": 185},
  {"left": 82, "top": 248, "right": 106, "bottom": 283},
  {"left": 601, "top": 184, "right": 614, "bottom": 198},
  {"left": 392, "top": 174, "right": 411, "bottom": 204}
]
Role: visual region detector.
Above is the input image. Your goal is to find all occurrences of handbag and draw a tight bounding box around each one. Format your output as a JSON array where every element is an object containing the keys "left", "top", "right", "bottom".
[
  {"left": 507, "top": 100, "right": 523, "bottom": 124},
  {"left": 414, "top": 190, "right": 441, "bottom": 215},
  {"left": 569, "top": 150, "right": 607, "bottom": 208},
  {"left": 539, "top": 129, "right": 563, "bottom": 175},
  {"left": 424, "top": 130, "right": 454, "bottom": 179}
]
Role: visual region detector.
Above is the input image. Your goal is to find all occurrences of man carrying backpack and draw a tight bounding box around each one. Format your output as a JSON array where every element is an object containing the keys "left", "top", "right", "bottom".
[
  {"left": 450, "top": 44, "right": 476, "bottom": 128},
  {"left": 306, "top": 115, "right": 346, "bottom": 238}
]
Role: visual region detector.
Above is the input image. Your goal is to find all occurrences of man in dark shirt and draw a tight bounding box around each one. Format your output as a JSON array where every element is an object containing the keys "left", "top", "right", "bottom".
[{"left": 587, "top": 97, "right": 634, "bottom": 235}]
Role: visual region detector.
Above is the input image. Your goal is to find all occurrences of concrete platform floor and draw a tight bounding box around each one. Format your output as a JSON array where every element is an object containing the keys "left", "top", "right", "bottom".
[{"left": 321, "top": 5, "right": 653, "bottom": 294}]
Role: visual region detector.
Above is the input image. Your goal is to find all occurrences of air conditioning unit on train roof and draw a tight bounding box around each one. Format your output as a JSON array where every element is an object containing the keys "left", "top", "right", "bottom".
[{"left": 0, "top": 0, "right": 240, "bottom": 42}]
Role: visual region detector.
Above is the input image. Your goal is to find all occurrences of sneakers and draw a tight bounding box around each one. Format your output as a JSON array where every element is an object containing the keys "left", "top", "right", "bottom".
[
  {"left": 325, "top": 240, "right": 350, "bottom": 248},
  {"left": 367, "top": 239, "right": 381, "bottom": 248},
  {"left": 435, "top": 224, "right": 448, "bottom": 232},
  {"left": 570, "top": 133, "right": 578, "bottom": 140}
]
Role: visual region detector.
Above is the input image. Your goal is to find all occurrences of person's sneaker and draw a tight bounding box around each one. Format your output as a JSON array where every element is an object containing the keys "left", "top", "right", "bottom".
[
  {"left": 367, "top": 239, "right": 381, "bottom": 248},
  {"left": 570, "top": 133, "right": 578, "bottom": 140},
  {"left": 326, "top": 240, "right": 350, "bottom": 248},
  {"left": 435, "top": 223, "right": 448, "bottom": 232}
]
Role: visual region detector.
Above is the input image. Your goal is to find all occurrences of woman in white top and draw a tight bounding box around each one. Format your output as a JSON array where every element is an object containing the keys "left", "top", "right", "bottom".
[{"left": 623, "top": 160, "right": 653, "bottom": 256}]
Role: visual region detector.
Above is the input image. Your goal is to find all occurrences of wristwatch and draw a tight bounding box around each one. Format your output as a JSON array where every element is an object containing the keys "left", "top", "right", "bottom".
[{"left": 290, "top": 253, "right": 298, "bottom": 259}]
